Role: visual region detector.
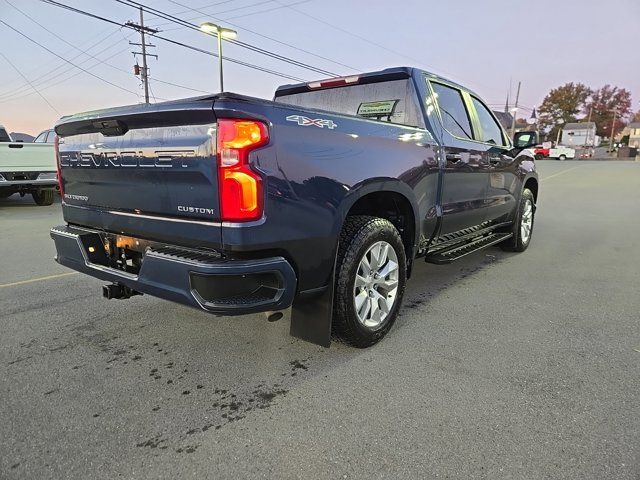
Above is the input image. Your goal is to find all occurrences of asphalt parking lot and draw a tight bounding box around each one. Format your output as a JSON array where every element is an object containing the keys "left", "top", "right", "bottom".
[{"left": 1, "top": 160, "right": 639, "bottom": 479}]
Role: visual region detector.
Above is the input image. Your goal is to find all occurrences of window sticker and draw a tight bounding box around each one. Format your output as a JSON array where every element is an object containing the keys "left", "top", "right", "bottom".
[{"left": 357, "top": 100, "right": 399, "bottom": 118}]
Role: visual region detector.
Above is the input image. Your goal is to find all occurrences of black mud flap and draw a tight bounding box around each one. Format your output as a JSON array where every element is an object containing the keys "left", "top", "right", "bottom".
[
  {"left": 290, "top": 284, "right": 334, "bottom": 348},
  {"left": 289, "top": 247, "right": 338, "bottom": 348}
]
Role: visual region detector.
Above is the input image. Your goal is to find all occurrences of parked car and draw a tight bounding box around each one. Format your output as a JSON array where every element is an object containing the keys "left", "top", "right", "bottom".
[
  {"left": 0, "top": 125, "right": 58, "bottom": 204},
  {"left": 533, "top": 146, "right": 550, "bottom": 160},
  {"left": 50, "top": 67, "right": 539, "bottom": 348},
  {"left": 549, "top": 146, "right": 576, "bottom": 160},
  {"left": 33, "top": 129, "right": 55, "bottom": 144}
]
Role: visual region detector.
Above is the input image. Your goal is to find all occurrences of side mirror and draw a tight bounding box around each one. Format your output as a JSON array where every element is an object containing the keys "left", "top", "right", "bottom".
[{"left": 513, "top": 131, "right": 539, "bottom": 149}]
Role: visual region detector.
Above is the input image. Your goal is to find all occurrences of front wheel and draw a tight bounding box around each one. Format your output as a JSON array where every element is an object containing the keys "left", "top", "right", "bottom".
[
  {"left": 333, "top": 216, "right": 407, "bottom": 348},
  {"left": 500, "top": 188, "right": 535, "bottom": 252},
  {"left": 32, "top": 190, "right": 54, "bottom": 206}
]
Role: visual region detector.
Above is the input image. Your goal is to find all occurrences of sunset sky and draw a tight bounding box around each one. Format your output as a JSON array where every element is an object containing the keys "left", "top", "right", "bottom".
[{"left": 1, "top": 0, "right": 638, "bottom": 136}]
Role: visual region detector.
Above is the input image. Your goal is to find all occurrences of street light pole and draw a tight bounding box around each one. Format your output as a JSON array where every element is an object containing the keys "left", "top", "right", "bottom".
[
  {"left": 217, "top": 30, "right": 223, "bottom": 92},
  {"left": 200, "top": 22, "right": 237, "bottom": 93}
]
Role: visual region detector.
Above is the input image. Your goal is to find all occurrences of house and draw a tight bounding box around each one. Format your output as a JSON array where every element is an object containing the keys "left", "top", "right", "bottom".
[
  {"left": 628, "top": 122, "right": 640, "bottom": 148},
  {"left": 492, "top": 111, "right": 531, "bottom": 135},
  {"left": 561, "top": 122, "right": 597, "bottom": 147},
  {"left": 493, "top": 111, "right": 513, "bottom": 130}
]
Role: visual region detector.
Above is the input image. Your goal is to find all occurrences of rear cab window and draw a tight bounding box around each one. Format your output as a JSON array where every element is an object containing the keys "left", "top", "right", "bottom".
[
  {"left": 0, "top": 128, "right": 11, "bottom": 142},
  {"left": 275, "top": 79, "right": 427, "bottom": 130},
  {"left": 34, "top": 131, "right": 48, "bottom": 143},
  {"left": 429, "top": 81, "right": 474, "bottom": 140}
]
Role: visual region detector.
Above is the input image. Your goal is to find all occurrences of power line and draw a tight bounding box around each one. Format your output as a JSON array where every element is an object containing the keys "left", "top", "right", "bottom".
[
  {"left": 0, "top": 19, "right": 141, "bottom": 97},
  {"left": 0, "top": 1, "right": 135, "bottom": 98},
  {"left": 39, "top": 0, "right": 307, "bottom": 82},
  {"left": 157, "top": 0, "right": 312, "bottom": 26},
  {"left": 0, "top": 44, "right": 136, "bottom": 105},
  {"left": 0, "top": 3, "right": 204, "bottom": 101},
  {"left": 0, "top": 29, "right": 125, "bottom": 100},
  {"left": 225, "top": 0, "right": 312, "bottom": 20},
  {"left": 164, "top": 0, "right": 359, "bottom": 72},
  {"left": 114, "top": 0, "right": 339, "bottom": 77},
  {"left": 0, "top": 52, "right": 61, "bottom": 114},
  {"left": 147, "top": 33, "right": 306, "bottom": 82},
  {"left": 272, "top": 0, "right": 429, "bottom": 68},
  {"left": 126, "top": 6, "right": 157, "bottom": 103},
  {"left": 272, "top": 0, "right": 501, "bottom": 94}
]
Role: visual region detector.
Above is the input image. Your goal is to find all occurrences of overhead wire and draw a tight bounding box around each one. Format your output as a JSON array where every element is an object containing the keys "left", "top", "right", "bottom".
[
  {"left": 0, "top": 29, "right": 125, "bottom": 100},
  {"left": 38, "top": 0, "right": 308, "bottom": 82},
  {"left": 0, "top": 52, "right": 61, "bottom": 114},
  {"left": 163, "top": 0, "right": 359, "bottom": 72},
  {"left": 113, "top": 0, "right": 338, "bottom": 77},
  {"left": 2, "top": 2, "right": 210, "bottom": 101},
  {"left": 0, "top": 19, "right": 141, "bottom": 97}
]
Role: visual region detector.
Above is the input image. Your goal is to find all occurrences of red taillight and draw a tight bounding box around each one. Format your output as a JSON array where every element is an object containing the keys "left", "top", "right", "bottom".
[
  {"left": 217, "top": 119, "right": 268, "bottom": 221},
  {"left": 54, "top": 134, "right": 64, "bottom": 198}
]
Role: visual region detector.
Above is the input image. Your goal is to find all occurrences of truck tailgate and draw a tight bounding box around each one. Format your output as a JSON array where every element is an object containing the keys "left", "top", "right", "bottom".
[
  {"left": 56, "top": 98, "right": 221, "bottom": 239},
  {"left": 0, "top": 142, "right": 56, "bottom": 171}
]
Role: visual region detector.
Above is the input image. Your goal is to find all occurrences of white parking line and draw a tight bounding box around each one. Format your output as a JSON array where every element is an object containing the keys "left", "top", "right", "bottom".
[
  {"left": 0, "top": 272, "right": 78, "bottom": 289},
  {"left": 541, "top": 165, "right": 583, "bottom": 181}
]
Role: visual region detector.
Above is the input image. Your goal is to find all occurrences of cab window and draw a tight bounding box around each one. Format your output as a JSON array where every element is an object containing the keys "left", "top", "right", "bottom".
[
  {"left": 0, "top": 128, "right": 11, "bottom": 142},
  {"left": 471, "top": 97, "right": 507, "bottom": 146},
  {"left": 34, "top": 131, "right": 48, "bottom": 143},
  {"left": 430, "top": 82, "right": 473, "bottom": 140}
]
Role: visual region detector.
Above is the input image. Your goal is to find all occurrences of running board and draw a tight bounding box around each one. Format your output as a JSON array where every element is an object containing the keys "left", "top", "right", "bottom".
[{"left": 425, "top": 233, "right": 512, "bottom": 265}]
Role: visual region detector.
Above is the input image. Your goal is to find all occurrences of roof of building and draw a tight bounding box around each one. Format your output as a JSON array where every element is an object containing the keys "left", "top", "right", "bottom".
[
  {"left": 492, "top": 111, "right": 513, "bottom": 129},
  {"left": 563, "top": 122, "right": 596, "bottom": 130},
  {"left": 628, "top": 122, "right": 640, "bottom": 129}
]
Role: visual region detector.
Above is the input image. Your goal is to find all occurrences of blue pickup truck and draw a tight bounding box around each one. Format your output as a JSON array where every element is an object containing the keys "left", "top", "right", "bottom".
[{"left": 51, "top": 67, "right": 539, "bottom": 348}]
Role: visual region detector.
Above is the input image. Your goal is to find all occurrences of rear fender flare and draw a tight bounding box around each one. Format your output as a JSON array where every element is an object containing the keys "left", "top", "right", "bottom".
[{"left": 334, "top": 178, "right": 421, "bottom": 250}]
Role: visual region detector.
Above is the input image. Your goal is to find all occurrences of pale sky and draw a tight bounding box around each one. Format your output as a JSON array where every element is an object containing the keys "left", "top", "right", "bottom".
[{"left": 1, "top": 0, "right": 638, "bottom": 136}]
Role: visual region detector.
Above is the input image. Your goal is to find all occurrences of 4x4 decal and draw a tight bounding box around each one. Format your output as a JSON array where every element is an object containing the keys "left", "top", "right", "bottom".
[{"left": 286, "top": 115, "right": 337, "bottom": 129}]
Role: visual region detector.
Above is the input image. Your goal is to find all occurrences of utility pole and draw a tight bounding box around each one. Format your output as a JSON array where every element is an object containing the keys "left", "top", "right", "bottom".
[
  {"left": 585, "top": 106, "right": 593, "bottom": 148},
  {"left": 609, "top": 109, "right": 618, "bottom": 153},
  {"left": 510, "top": 81, "right": 521, "bottom": 138},
  {"left": 126, "top": 8, "right": 158, "bottom": 104}
]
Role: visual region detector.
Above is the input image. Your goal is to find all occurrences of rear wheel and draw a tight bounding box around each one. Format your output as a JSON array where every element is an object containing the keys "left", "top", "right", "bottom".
[
  {"left": 333, "top": 216, "right": 407, "bottom": 348},
  {"left": 500, "top": 188, "right": 535, "bottom": 252},
  {"left": 32, "top": 189, "right": 54, "bottom": 206},
  {"left": 558, "top": 154, "right": 567, "bottom": 161}
]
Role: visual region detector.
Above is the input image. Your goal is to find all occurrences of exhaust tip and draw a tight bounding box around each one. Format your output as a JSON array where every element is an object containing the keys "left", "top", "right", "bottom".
[{"left": 266, "top": 311, "right": 284, "bottom": 322}]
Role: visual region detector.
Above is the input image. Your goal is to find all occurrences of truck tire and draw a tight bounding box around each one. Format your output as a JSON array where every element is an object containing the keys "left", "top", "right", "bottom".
[
  {"left": 333, "top": 216, "right": 407, "bottom": 347},
  {"left": 32, "top": 190, "right": 54, "bottom": 206},
  {"left": 558, "top": 154, "right": 566, "bottom": 161},
  {"left": 535, "top": 153, "right": 543, "bottom": 160},
  {"left": 500, "top": 188, "right": 535, "bottom": 252}
]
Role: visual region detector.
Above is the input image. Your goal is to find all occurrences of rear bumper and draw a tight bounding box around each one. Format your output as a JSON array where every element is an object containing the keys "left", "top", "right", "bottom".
[{"left": 50, "top": 225, "right": 297, "bottom": 314}]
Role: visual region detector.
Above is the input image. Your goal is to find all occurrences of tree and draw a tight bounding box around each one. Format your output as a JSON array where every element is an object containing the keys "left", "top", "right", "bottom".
[
  {"left": 538, "top": 83, "right": 591, "bottom": 138},
  {"left": 632, "top": 110, "right": 640, "bottom": 123},
  {"left": 586, "top": 85, "right": 632, "bottom": 138}
]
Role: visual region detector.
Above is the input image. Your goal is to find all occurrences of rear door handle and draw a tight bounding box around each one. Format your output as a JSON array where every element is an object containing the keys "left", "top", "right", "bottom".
[{"left": 446, "top": 153, "right": 462, "bottom": 163}]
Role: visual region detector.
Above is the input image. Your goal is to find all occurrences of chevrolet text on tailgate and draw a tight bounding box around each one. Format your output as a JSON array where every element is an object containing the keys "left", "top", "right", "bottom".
[{"left": 51, "top": 67, "right": 539, "bottom": 348}]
